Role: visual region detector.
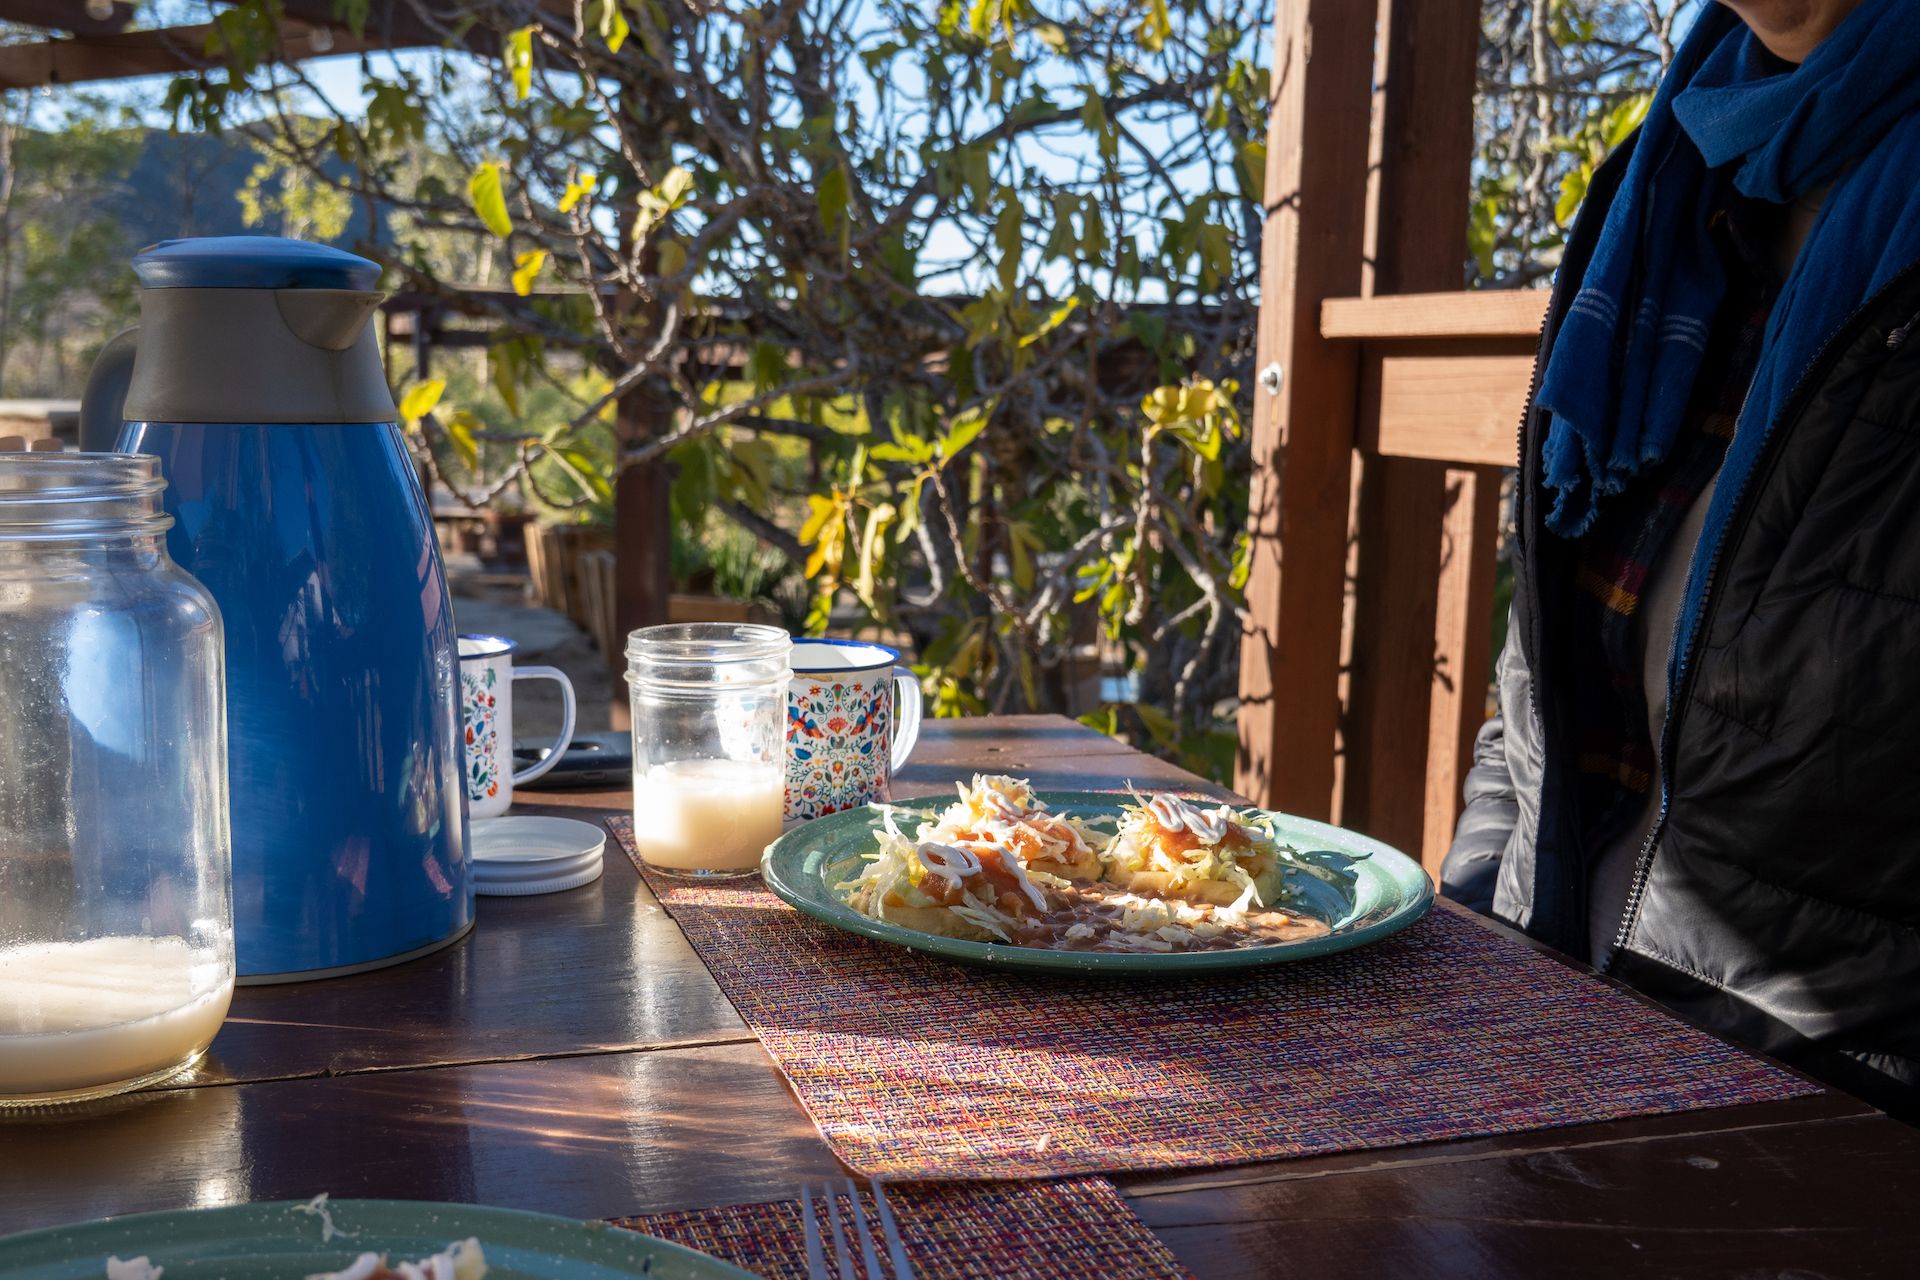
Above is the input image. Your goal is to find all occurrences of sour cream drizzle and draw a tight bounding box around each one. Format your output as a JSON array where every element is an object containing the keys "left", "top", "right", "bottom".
[{"left": 1146, "top": 794, "right": 1232, "bottom": 843}]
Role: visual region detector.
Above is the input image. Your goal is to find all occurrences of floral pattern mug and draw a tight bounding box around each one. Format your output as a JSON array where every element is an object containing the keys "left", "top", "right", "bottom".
[
  {"left": 785, "top": 639, "right": 923, "bottom": 823},
  {"left": 458, "top": 634, "right": 577, "bottom": 820}
]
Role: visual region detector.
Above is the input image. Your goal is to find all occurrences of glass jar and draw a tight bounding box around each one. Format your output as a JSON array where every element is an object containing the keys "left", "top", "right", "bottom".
[
  {"left": 0, "top": 454, "right": 234, "bottom": 1106},
  {"left": 626, "top": 623, "right": 791, "bottom": 878}
]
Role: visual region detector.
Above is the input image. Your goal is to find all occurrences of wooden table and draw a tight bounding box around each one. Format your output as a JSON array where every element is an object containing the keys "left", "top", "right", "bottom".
[{"left": 3, "top": 715, "right": 1916, "bottom": 1277}]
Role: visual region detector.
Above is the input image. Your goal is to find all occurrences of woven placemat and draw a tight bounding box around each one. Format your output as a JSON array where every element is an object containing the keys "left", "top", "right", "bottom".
[
  {"left": 611, "top": 1176, "right": 1190, "bottom": 1280},
  {"left": 607, "top": 816, "right": 1814, "bottom": 1180}
]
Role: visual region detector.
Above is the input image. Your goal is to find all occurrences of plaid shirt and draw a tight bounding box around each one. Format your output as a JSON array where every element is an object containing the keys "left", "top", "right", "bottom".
[{"left": 1569, "top": 198, "right": 1780, "bottom": 848}]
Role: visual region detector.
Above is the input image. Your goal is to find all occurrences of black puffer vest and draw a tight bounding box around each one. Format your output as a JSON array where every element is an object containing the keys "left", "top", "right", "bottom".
[{"left": 1480, "top": 139, "right": 1920, "bottom": 1112}]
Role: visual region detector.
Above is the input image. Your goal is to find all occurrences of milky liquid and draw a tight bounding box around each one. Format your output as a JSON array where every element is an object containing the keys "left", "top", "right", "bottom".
[
  {"left": 0, "top": 936, "right": 234, "bottom": 1100},
  {"left": 632, "top": 758, "right": 785, "bottom": 872}
]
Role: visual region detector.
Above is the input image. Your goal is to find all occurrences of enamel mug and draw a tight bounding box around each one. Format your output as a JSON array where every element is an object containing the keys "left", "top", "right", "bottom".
[
  {"left": 784, "top": 639, "right": 923, "bottom": 822},
  {"left": 458, "top": 634, "right": 577, "bottom": 819}
]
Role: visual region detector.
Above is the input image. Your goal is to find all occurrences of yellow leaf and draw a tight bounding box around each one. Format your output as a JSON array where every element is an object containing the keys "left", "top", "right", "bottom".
[
  {"left": 445, "top": 409, "right": 483, "bottom": 469},
  {"left": 468, "top": 162, "right": 512, "bottom": 238},
  {"left": 505, "top": 26, "right": 534, "bottom": 101},
  {"left": 511, "top": 249, "right": 548, "bottom": 296},
  {"left": 398, "top": 378, "right": 446, "bottom": 425},
  {"left": 1137, "top": 0, "right": 1171, "bottom": 52},
  {"left": 798, "top": 493, "right": 839, "bottom": 546},
  {"left": 557, "top": 172, "right": 597, "bottom": 214}
]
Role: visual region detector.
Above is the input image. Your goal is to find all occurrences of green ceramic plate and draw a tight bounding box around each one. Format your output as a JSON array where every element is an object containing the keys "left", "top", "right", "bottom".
[
  {"left": 761, "top": 791, "right": 1434, "bottom": 974},
  {"left": 0, "top": 1200, "right": 756, "bottom": 1280}
]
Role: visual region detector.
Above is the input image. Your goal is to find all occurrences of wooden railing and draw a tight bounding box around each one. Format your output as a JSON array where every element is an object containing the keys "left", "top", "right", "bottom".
[
  {"left": 1323, "top": 290, "right": 1544, "bottom": 873},
  {"left": 1233, "top": 0, "right": 1545, "bottom": 879}
]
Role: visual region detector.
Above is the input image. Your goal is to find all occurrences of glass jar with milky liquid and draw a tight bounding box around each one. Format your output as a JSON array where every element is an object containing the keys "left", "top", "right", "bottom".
[
  {"left": 625, "top": 623, "right": 792, "bottom": 878},
  {"left": 0, "top": 453, "right": 234, "bottom": 1105}
]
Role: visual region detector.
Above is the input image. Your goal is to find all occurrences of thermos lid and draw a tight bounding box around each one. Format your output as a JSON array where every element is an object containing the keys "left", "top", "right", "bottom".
[{"left": 133, "top": 236, "right": 381, "bottom": 291}]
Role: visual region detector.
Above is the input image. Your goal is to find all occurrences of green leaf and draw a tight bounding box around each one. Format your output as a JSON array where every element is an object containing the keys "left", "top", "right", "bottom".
[
  {"left": 1234, "top": 140, "right": 1266, "bottom": 204},
  {"left": 938, "top": 404, "right": 989, "bottom": 462},
  {"left": 869, "top": 440, "right": 933, "bottom": 464},
  {"left": 993, "top": 196, "right": 1023, "bottom": 290},
  {"left": 1135, "top": 701, "right": 1178, "bottom": 748},
  {"left": 1077, "top": 705, "right": 1119, "bottom": 738},
  {"left": 1007, "top": 521, "right": 1035, "bottom": 591},
  {"left": 550, "top": 446, "right": 614, "bottom": 504},
  {"left": 1555, "top": 167, "right": 1589, "bottom": 229},
  {"left": 816, "top": 164, "right": 850, "bottom": 244},
  {"left": 654, "top": 239, "right": 688, "bottom": 281},
  {"left": 490, "top": 340, "right": 529, "bottom": 417},
  {"left": 468, "top": 162, "right": 512, "bottom": 237},
  {"left": 505, "top": 26, "right": 534, "bottom": 101},
  {"left": 398, "top": 378, "right": 445, "bottom": 425},
  {"left": 511, "top": 249, "right": 547, "bottom": 296}
]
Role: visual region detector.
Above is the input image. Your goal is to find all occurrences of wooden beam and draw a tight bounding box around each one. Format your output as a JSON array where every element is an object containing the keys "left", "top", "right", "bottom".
[
  {"left": 1422, "top": 463, "right": 1503, "bottom": 875},
  {"left": 1321, "top": 290, "right": 1548, "bottom": 340},
  {"left": 1338, "top": 0, "right": 1481, "bottom": 860},
  {"left": 1233, "top": 0, "right": 1378, "bottom": 815},
  {"left": 0, "top": 19, "right": 397, "bottom": 89},
  {"left": 1361, "top": 342, "right": 1533, "bottom": 467},
  {"left": 0, "top": 0, "right": 135, "bottom": 36}
]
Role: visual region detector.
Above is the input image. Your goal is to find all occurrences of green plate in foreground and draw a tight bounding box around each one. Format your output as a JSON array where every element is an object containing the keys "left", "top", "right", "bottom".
[
  {"left": 0, "top": 1200, "right": 756, "bottom": 1280},
  {"left": 761, "top": 791, "right": 1434, "bottom": 975}
]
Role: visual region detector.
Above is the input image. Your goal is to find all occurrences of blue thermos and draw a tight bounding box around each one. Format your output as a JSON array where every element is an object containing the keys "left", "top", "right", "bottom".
[{"left": 80, "top": 237, "right": 471, "bottom": 982}]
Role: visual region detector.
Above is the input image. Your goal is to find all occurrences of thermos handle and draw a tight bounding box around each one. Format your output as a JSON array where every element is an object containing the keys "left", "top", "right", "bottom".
[{"left": 79, "top": 326, "right": 140, "bottom": 452}]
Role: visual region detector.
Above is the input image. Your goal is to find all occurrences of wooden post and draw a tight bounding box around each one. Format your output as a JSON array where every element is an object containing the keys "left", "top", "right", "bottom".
[
  {"left": 1233, "top": 0, "right": 1378, "bottom": 815},
  {"left": 611, "top": 391, "right": 673, "bottom": 714},
  {"left": 1423, "top": 465, "right": 1503, "bottom": 873},
  {"left": 1336, "top": 0, "right": 1481, "bottom": 857}
]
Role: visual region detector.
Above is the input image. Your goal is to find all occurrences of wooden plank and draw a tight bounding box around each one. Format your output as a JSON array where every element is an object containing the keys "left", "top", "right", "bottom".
[
  {"left": 1366, "top": 344, "right": 1533, "bottom": 467},
  {"left": 1126, "top": 1112, "right": 1920, "bottom": 1280},
  {"left": 0, "top": 1041, "right": 849, "bottom": 1234},
  {"left": 1322, "top": 290, "right": 1548, "bottom": 340},
  {"left": 0, "top": 19, "right": 389, "bottom": 89},
  {"left": 1337, "top": 0, "right": 1479, "bottom": 857},
  {"left": 0, "top": 0, "right": 135, "bottom": 36},
  {"left": 1341, "top": 454, "right": 1446, "bottom": 855},
  {"left": 1422, "top": 465, "right": 1503, "bottom": 874},
  {"left": 1233, "top": 0, "right": 1378, "bottom": 815}
]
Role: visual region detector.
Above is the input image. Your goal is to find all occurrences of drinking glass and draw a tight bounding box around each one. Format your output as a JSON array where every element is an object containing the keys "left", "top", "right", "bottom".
[
  {"left": 625, "top": 623, "right": 791, "bottom": 878},
  {"left": 0, "top": 453, "right": 234, "bottom": 1106}
]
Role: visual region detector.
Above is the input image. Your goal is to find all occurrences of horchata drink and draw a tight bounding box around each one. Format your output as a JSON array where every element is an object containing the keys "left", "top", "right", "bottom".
[
  {"left": 631, "top": 758, "right": 785, "bottom": 873},
  {"left": 0, "top": 937, "right": 233, "bottom": 1102},
  {"left": 625, "top": 623, "right": 792, "bottom": 878}
]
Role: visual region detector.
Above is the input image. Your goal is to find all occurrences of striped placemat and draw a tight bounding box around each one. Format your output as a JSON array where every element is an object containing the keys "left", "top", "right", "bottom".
[
  {"left": 607, "top": 816, "right": 1814, "bottom": 1180},
  {"left": 611, "top": 1177, "right": 1190, "bottom": 1280}
]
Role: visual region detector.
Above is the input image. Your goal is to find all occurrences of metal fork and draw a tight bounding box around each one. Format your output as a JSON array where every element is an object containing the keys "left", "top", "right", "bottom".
[{"left": 800, "top": 1178, "right": 915, "bottom": 1280}]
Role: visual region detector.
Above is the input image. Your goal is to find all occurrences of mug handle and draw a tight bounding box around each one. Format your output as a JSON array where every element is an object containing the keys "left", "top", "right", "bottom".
[
  {"left": 891, "top": 667, "right": 922, "bottom": 772},
  {"left": 511, "top": 666, "right": 577, "bottom": 785}
]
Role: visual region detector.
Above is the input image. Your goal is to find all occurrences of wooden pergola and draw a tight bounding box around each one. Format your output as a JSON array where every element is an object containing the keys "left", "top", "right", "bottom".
[{"left": 0, "top": 0, "right": 1536, "bottom": 875}]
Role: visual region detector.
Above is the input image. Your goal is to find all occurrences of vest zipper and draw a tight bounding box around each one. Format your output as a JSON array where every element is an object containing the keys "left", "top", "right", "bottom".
[{"left": 1603, "top": 267, "right": 1920, "bottom": 971}]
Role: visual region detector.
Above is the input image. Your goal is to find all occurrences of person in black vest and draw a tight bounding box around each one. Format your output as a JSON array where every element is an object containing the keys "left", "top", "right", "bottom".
[{"left": 1443, "top": 0, "right": 1920, "bottom": 1116}]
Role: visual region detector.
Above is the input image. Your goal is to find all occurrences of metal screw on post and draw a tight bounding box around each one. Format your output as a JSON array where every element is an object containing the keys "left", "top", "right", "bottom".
[{"left": 1259, "top": 362, "right": 1284, "bottom": 396}]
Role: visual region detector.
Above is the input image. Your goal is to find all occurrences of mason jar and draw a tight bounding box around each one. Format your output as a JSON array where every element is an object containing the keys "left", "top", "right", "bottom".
[
  {"left": 625, "top": 623, "right": 791, "bottom": 878},
  {"left": 0, "top": 453, "right": 234, "bottom": 1106}
]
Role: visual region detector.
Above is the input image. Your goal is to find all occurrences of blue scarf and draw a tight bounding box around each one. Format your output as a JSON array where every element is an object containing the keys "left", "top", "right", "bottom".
[{"left": 1538, "top": 0, "right": 1920, "bottom": 538}]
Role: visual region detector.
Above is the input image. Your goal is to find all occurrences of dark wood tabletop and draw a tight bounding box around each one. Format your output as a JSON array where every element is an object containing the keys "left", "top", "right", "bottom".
[{"left": 3, "top": 715, "right": 1915, "bottom": 1278}]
